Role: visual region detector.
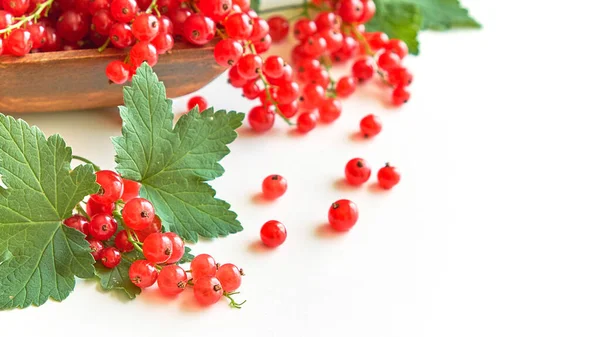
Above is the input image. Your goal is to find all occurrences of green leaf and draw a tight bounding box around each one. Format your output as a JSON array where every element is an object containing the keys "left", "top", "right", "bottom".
[
  {"left": 95, "top": 251, "right": 143, "bottom": 299},
  {"left": 399, "top": 0, "right": 480, "bottom": 30},
  {"left": 250, "top": 0, "right": 260, "bottom": 11},
  {"left": 179, "top": 247, "right": 194, "bottom": 264},
  {"left": 0, "top": 114, "right": 98, "bottom": 310},
  {"left": 113, "top": 64, "right": 244, "bottom": 242},
  {"left": 365, "top": 1, "right": 423, "bottom": 55}
]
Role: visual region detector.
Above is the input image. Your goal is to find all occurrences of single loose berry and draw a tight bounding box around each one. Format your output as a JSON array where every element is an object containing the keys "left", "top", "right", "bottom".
[
  {"left": 248, "top": 105, "right": 275, "bottom": 132},
  {"left": 262, "top": 174, "right": 287, "bottom": 199},
  {"left": 216, "top": 263, "right": 243, "bottom": 292},
  {"left": 122, "top": 197, "right": 155, "bottom": 230},
  {"left": 143, "top": 233, "right": 173, "bottom": 264},
  {"left": 260, "top": 220, "right": 287, "bottom": 248},
  {"left": 377, "top": 163, "right": 400, "bottom": 189},
  {"left": 187, "top": 95, "right": 208, "bottom": 111},
  {"left": 157, "top": 264, "right": 188, "bottom": 295},
  {"left": 328, "top": 199, "right": 359, "bottom": 231},
  {"left": 63, "top": 215, "right": 90, "bottom": 236},
  {"left": 335, "top": 76, "right": 357, "bottom": 97},
  {"left": 114, "top": 230, "right": 134, "bottom": 252},
  {"left": 345, "top": 158, "right": 371, "bottom": 186},
  {"left": 392, "top": 86, "right": 410, "bottom": 107},
  {"left": 100, "top": 247, "right": 121, "bottom": 268},
  {"left": 129, "top": 260, "right": 158, "bottom": 288},
  {"left": 193, "top": 277, "right": 223, "bottom": 306},
  {"left": 296, "top": 111, "right": 318, "bottom": 133},
  {"left": 89, "top": 214, "right": 118, "bottom": 241},
  {"left": 267, "top": 15, "right": 289, "bottom": 42},
  {"left": 191, "top": 254, "right": 218, "bottom": 279},
  {"left": 360, "top": 114, "right": 382, "bottom": 137}
]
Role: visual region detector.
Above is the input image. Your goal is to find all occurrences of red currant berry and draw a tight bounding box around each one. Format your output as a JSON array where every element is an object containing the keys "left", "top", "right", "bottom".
[
  {"left": 187, "top": 95, "right": 208, "bottom": 111},
  {"left": 267, "top": 15, "right": 289, "bottom": 42},
  {"left": 88, "top": 0, "right": 110, "bottom": 14},
  {"left": 314, "top": 11, "right": 340, "bottom": 31},
  {"left": 197, "top": 0, "right": 232, "bottom": 22},
  {"left": 236, "top": 54, "right": 263, "bottom": 79},
  {"left": 100, "top": 247, "right": 121, "bottom": 268},
  {"left": 232, "top": 0, "right": 250, "bottom": 12},
  {"left": 262, "top": 174, "right": 287, "bottom": 199},
  {"left": 386, "top": 38, "right": 408, "bottom": 59},
  {"left": 151, "top": 32, "right": 174, "bottom": 54},
  {"left": 169, "top": 7, "right": 192, "bottom": 36},
  {"left": 258, "top": 87, "right": 278, "bottom": 107},
  {"left": 262, "top": 55, "right": 285, "bottom": 78},
  {"left": 183, "top": 14, "right": 215, "bottom": 45},
  {"left": 122, "top": 197, "right": 155, "bottom": 231},
  {"left": 278, "top": 101, "right": 298, "bottom": 118},
  {"left": 320, "top": 28, "right": 343, "bottom": 52},
  {"left": 248, "top": 105, "right": 275, "bottom": 132},
  {"left": 391, "top": 86, "right": 410, "bottom": 107},
  {"left": 293, "top": 18, "right": 316, "bottom": 41},
  {"left": 345, "top": 158, "right": 371, "bottom": 186},
  {"left": 242, "top": 80, "right": 260, "bottom": 100},
  {"left": 352, "top": 58, "right": 375, "bottom": 82},
  {"left": 121, "top": 179, "right": 141, "bottom": 203},
  {"left": 268, "top": 63, "right": 293, "bottom": 85},
  {"left": 135, "top": 215, "right": 162, "bottom": 242},
  {"left": 249, "top": 17, "right": 269, "bottom": 42},
  {"left": 129, "top": 260, "right": 158, "bottom": 288},
  {"left": 296, "top": 111, "right": 318, "bottom": 133},
  {"left": 332, "top": 35, "right": 358, "bottom": 62},
  {"left": 337, "top": 0, "right": 364, "bottom": 23},
  {"left": 157, "top": 265, "right": 188, "bottom": 295},
  {"left": 377, "top": 50, "right": 402, "bottom": 71},
  {"left": 360, "top": 114, "right": 382, "bottom": 137},
  {"left": 301, "top": 35, "right": 327, "bottom": 56},
  {"left": 387, "top": 67, "right": 412, "bottom": 87},
  {"left": 164, "top": 232, "right": 184, "bottom": 264},
  {"left": 89, "top": 214, "right": 118, "bottom": 240},
  {"left": 213, "top": 38, "right": 243, "bottom": 66},
  {"left": 377, "top": 163, "right": 400, "bottom": 189},
  {"left": 93, "top": 170, "right": 124, "bottom": 204},
  {"left": 275, "top": 81, "right": 299, "bottom": 105},
  {"left": 157, "top": 16, "right": 173, "bottom": 34},
  {"left": 215, "top": 263, "right": 243, "bottom": 292},
  {"left": 143, "top": 233, "right": 173, "bottom": 264},
  {"left": 328, "top": 199, "right": 358, "bottom": 231},
  {"left": 63, "top": 215, "right": 90, "bottom": 236},
  {"left": 358, "top": 0, "right": 375, "bottom": 23},
  {"left": 114, "top": 230, "right": 134, "bottom": 252},
  {"left": 2, "top": 0, "right": 28, "bottom": 16},
  {"left": 132, "top": 13, "right": 160, "bottom": 41},
  {"left": 299, "top": 83, "right": 326, "bottom": 109},
  {"left": 191, "top": 254, "right": 218, "bottom": 279},
  {"left": 5, "top": 28, "right": 32, "bottom": 56},
  {"left": 254, "top": 33, "right": 272, "bottom": 54},
  {"left": 110, "top": 23, "right": 134, "bottom": 49},
  {"left": 91, "top": 10, "right": 114, "bottom": 37},
  {"left": 228, "top": 65, "right": 248, "bottom": 88},
  {"left": 193, "top": 277, "right": 223, "bottom": 306},
  {"left": 110, "top": 0, "right": 138, "bottom": 23},
  {"left": 318, "top": 98, "right": 342, "bottom": 123},
  {"left": 366, "top": 31, "right": 389, "bottom": 50},
  {"left": 130, "top": 41, "right": 159, "bottom": 68},
  {"left": 26, "top": 23, "right": 46, "bottom": 49},
  {"left": 335, "top": 76, "right": 357, "bottom": 97},
  {"left": 0, "top": 10, "right": 14, "bottom": 30},
  {"left": 86, "top": 196, "right": 115, "bottom": 217},
  {"left": 89, "top": 239, "right": 104, "bottom": 260},
  {"left": 260, "top": 220, "right": 287, "bottom": 248},
  {"left": 224, "top": 12, "right": 253, "bottom": 40},
  {"left": 305, "top": 66, "right": 329, "bottom": 87}
]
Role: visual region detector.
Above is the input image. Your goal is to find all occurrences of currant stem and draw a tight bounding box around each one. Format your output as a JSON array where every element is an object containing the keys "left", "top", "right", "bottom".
[
  {"left": 350, "top": 23, "right": 374, "bottom": 57},
  {"left": 75, "top": 203, "right": 90, "bottom": 220},
  {"left": 145, "top": 0, "right": 159, "bottom": 14},
  {"left": 72, "top": 155, "right": 101, "bottom": 171},
  {"left": 126, "top": 228, "right": 145, "bottom": 254},
  {"left": 97, "top": 38, "right": 111, "bottom": 53},
  {"left": 223, "top": 291, "right": 246, "bottom": 309},
  {"left": 216, "top": 28, "right": 227, "bottom": 40},
  {"left": 0, "top": 0, "right": 54, "bottom": 35}
]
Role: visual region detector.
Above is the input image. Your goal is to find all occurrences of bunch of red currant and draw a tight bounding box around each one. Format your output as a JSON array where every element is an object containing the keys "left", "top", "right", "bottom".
[{"left": 63, "top": 169, "right": 245, "bottom": 308}]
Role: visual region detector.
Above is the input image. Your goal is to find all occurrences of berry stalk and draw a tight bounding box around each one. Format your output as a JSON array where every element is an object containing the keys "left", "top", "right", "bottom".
[{"left": 0, "top": 0, "right": 54, "bottom": 35}]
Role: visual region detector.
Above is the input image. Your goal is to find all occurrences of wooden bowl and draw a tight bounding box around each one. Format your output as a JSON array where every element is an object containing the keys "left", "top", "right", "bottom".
[{"left": 0, "top": 41, "right": 225, "bottom": 114}]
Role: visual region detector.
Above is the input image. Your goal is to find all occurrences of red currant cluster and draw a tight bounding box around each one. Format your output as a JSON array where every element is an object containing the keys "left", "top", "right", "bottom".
[{"left": 63, "top": 169, "right": 245, "bottom": 308}]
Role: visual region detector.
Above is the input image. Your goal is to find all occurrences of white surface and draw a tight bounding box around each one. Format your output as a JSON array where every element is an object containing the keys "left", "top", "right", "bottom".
[{"left": 3, "top": 0, "right": 600, "bottom": 336}]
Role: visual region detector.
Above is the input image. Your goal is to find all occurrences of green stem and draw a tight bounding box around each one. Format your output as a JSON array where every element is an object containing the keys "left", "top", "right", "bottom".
[
  {"left": 76, "top": 203, "right": 90, "bottom": 220},
  {"left": 145, "top": 0, "right": 158, "bottom": 14},
  {"left": 350, "top": 23, "right": 374, "bottom": 56},
  {"left": 0, "top": 0, "right": 54, "bottom": 35},
  {"left": 126, "top": 229, "right": 144, "bottom": 254},
  {"left": 256, "top": 3, "right": 305, "bottom": 14},
  {"left": 223, "top": 291, "right": 246, "bottom": 309},
  {"left": 97, "top": 38, "right": 111, "bottom": 53},
  {"left": 72, "top": 155, "right": 101, "bottom": 171}
]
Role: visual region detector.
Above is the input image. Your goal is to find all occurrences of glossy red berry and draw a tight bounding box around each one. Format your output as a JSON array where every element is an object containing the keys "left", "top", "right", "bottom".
[
  {"left": 352, "top": 58, "right": 375, "bottom": 82},
  {"left": 260, "top": 220, "right": 287, "bottom": 248},
  {"left": 0, "top": 10, "right": 14, "bottom": 30},
  {"left": 26, "top": 23, "right": 46, "bottom": 49},
  {"left": 169, "top": 7, "right": 192, "bottom": 36},
  {"left": 110, "top": 23, "right": 134, "bottom": 48},
  {"left": 121, "top": 179, "right": 141, "bottom": 203},
  {"left": 299, "top": 83, "right": 326, "bottom": 109},
  {"left": 191, "top": 254, "right": 218, "bottom": 279},
  {"left": 248, "top": 106, "right": 275, "bottom": 132},
  {"left": 335, "top": 76, "right": 357, "bottom": 97},
  {"left": 100, "top": 247, "right": 121, "bottom": 268},
  {"left": 262, "top": 174, "right": 287, "bottom": 199},
  {"left": 386, "top": 38, "right": 408, "bottom": 59},
  {"left": 293, "top": 18, "right": 316, "bottom": 41},
  {"left": 377, "top": 50, "right": 402, "bottom": 71},
  {"left": 249, "top": 17, "right": 269, "bottom": 42},
  {"left": 366, "top": 31, "right": 389, "bottom": 50},
  {"left": 332, "top": 35, "right": 358, "bottom": 62},
  {"left": 151, "top": 32, "right": 174, "bottom": 54},
  {"left": 337, "top": 0, "right": 364, "bottom": 23},
  {"left": 157, "top": 16, "right": 173, "bottom": 34},
  {"left": 237, "top": 54, "right": 263, "bottom": 79},
  {"left": 319, "top": 28, "right": 343, "bottom": 52},
  {"left": 130, "top": 41, "right": 158, "bottom": 68},
  {"left": 345, "top": 158, "right": 371, "bottom": 186},
  {"left": 88, "top": 0, "right": 110, "bottom": 14},
  {"left": 114, "top": 230, "right": 134, "bottom": 252},
  {"left": 183, "top": 14, "right": 215, "bottom": 45},
  {"left": 132, "top": 13, "right": 160, "bottom": 41},
  {"left": 129, "top": 260, "right": 158, "bottom": 288},
  {"left": 89, "top": 239, "right": 104, "bottom": 260},
  {"left": 89, "top": 214, "right": 118, "bottom": 240},
  {"left": 5, "top": 29, "right": 32, "bottom": 56},
  {"left": 296, "top": 111, "right": 318, "bottom": 133},
  {"left": 392, "top": 86, "right": 410, "bottom": 107},
  {"left": 56, "top": 9, "right": 91, "bottom": 43},
  {"left": 164, "top": 232, "right": 184, "bottom": 264},
  {"left": 377, "top": 163, "right": 400, "bottom": 189},
  {"left": 122, "top": 197, "right": 155, "bottom": 231},
  {"left": 360, "top": 114, "right": 382, "bottom": 137},
  {"left": 197, "top": 0, "right": 232, "bottom": 21},
  {"left": 242, "top": 80, "right": 261, "bottom": 99},
  {"left": 358, "top": 0, "right": 376, "bottom": 23},
  {"left": 328, "top": 199, "right": 359, "bottom": 231},
  {"left": 187, "top": 95, "right": 208, "bottom": 111},
  {"left": 224, "top": 12, "right": 253, "bottom": 40},
  {"left": 157, "top": 264, "right": 188, "bottom": 295},
  {"left": 110, "top": 0, "right": 138, "bottom": 23},
  {"left": 232, "top": 0, "right": 250, "bottom": 12},
  {"left": 267, "top": 15, "right": 289, "bottom": 42},
  {"left": 92, "top": 170, "right": 124, "bottom": 204},
  {"left": 278, "top": 101, "right": 298, "bottom": 118},
  {"left": 228, "top": 65, "right": 248, "bottom": 88},
  {"left": 2, "top": 0, "right": 28, "bottom": 16},
  {"left": 143, "top": 233, "right": 173, "bottom": 264},
  {"left": 63, "top": 215, "right": 90, "bottom": 235},
  {"left": 276, "top": 81, "right": 300, "bottom": 104},
  {"left": 215, "top": 263, "right": 243, "bottom": 292},
  {"left": 213, "top": 38, "right": 243, "bottom": 66},
  {"left": 301, "top": 35, "right": 327, "bottom": 56},
  {"left": 86, "top": 196, "right": 115, "bottom": 217},
  {"left": 135, "top": 215, "right": 162, "bottom": 242},
  {"left": 193, "top": 277, "right": 223, "bottom": 306},
  {"left": 318, "top": 98, "right": 342, "bottom": 123},
  {"left": 314, "top": 11, "right": 340, "bottom": 31},
  {"left": 262, "top": 56, "right": 285, "bottom": 78}
]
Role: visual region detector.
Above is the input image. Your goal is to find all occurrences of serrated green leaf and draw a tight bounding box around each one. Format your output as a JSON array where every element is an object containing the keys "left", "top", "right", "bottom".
[
  {"left": 399, "top": 0, "right": 480, "bottom": 30},
  {"left": 113, "top": 64, "right": 244, "bottom": 242},
  {"left": 179, "top": 246, "right": 194, "bottom": 264},
  {"left": 0, "top": 114, "right": 98, "bottom": 310},
  {"left": 366, "top": 0, "right": 423, "bottom": 55},
  {"left": 250, "top": 0, "right": 260, "bottom": 11},
  {"left": 95, "top": 251, "right": 143, "bottom": 299}
]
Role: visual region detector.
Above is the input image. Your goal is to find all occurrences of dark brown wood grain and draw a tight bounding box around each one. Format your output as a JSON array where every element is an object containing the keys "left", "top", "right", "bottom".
[{"left": 0, "top": 42, "right": 225, "bottom": 114}]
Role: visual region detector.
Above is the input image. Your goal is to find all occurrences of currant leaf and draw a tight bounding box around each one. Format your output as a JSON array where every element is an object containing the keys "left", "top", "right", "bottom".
[
  {"left": 402, "top": 0, "right": 481, "bottom": 31},
  {"left": 365, "top": 1, "right": 423, "bottom": 54},
  {"left": 113, "top": 63, "right": 244, "bottom": 242},
  {"left": 179, "top": 246, "right": 194, "bottom": 264},
  {"left": 0, "top": 114, "right": 98, "bottom": 310},
  {"left": 250, "top": 0, "right": 260, "bottom": 11}
]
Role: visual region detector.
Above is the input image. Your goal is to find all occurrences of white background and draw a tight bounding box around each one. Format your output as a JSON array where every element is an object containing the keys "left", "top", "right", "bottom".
[{"left": 3, "top": 0, "right": 600, "bottom": 336}]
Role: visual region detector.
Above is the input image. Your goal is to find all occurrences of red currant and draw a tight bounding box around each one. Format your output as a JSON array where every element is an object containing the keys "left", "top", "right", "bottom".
[
  {"left": 248, "top": 105, "right": 275, "bottom": 132},
  {"left": 328, "top": 199, "right": 359, "bottom": 231},
  {"left": 132, "top": 13, "right": 160, "bottom": 41},
  {"left": 215, "top": 263, "right": 242, "bottom": 292},
  {"left": 305, "top": 66, "right": 329, "bottom": 87},
  {"left": 296, "top": 111, "right": 318, "bottom": 133},
  {"left": 377, "top": 50, "right": 402, "bottom": 71},
  {"left": 187, "top": 95, "right": 208, "bottom": 111},
  {"left": 278, "top": 101, "right": 298, "bottom": 118},
  {"left": 386, "top": 38, "right": 408, "bottom": 59},
  {"left": 224, "top": 12, "right": 253, "bottom": 40},
  {"left": 63, "top": 215, "right": 89, "bottom": 236},
  {"left": 345, "top": 157, "right": 371, "bottom": 185},
  {"left": 191, "top": 254, "right": 218, "bottom": 279},
  {"left": 183, "top": 14, "right": 215, "bottom": 45},
  {"left": 100, "top": 247, "right": 121, "bottom": 268},
  {"left": 377, "top": 163, "right": 400, "bottom": 189},
  {"left": 122, "top": 197, "right": 155, "bottom": 231},
  {"left": 352, "top": 58, "right": 375, "bottom": 82},
  {"left": 360, "top": 114, "right": 382, "bottom": 137},
  {"left": 2, "top": 0, "right": 28, "bottom": 16},
  {"left": 86, "top": 196, "right": 115, "bottom": 217},
  {"left": 151, "top": 32, "right": 174, "bottom": 54},
  {"left": 0, "top": 10, "right": 14, "bottom": 30},
  {"left": 135, "top": 215, "right": 162, "bottom": 242},
  {"left": 5, "top": 29, "right": 32, "bottom": 56},
  {"left": 197, "top": 0, "right": 232, "bottom": 21},
  {"left": 301, "top": 35, "right": 327, "bottom": 56},
  {"left": 267, "top": 15, "right": 289, "bottom": 42},
  {"left": 143, "top": 233, "right": 173, "bottom": 264},
  {"left": 318, "top": 98, "right": 342, "bottom": 123},
  {"left": 299, "top": 83, "right": 326, "bottom": 109},
  {"left": 314, "top": 11, "right": 340, "bottom": 31},
  {"left": 157, "top": 16, "right": 173, "bottom": 34},
  {"left": 391, "top": 86, "right": 410, "bottom": 107},
  {"left": 92, "top": 170, "right": 124, "bottom": 204},
  {"left": 262, "top": 55, "right": 285, "bottom": 78},
  {"left": 249, "top": 17, "right": 269, "bottom": 42},
  {"left": 358, "top": 0, "right": 376, "bottom": 23},
  {"left": 114, "top": 230, "right": 134, "bottom": 252},
  {"left": 228, "top": 65, "right": 248, "bottom": 88},
  {"left": 26, "top": 23, "right": 46, "bottom": 49},
  {"left": 337, "top": 0, "right": 364, "bottom": 23},
  {"left": 237, "top": 54, "right": 263, "bottom": 79},
  {"left": 320, "top": 28, "right": 343, "bottom": 53},
  {"left": 110, "top": 0, "right": 138, "bottom": 23},
  {"left": 332, "top": 35, "right": 358, "bottom": 62},
  {"left": 366, "top": 31, "right": 389, "bottom": 50},
  {"left": 193, "top": 277, "right": 223, "bottom": 306},
  {"left": 387, "top": 67, "right": 412, "bottom": 87},
  {"left": 242, "top": 80, "right": 261, "bottom": 99},
  {"left": 213, "top": 38, "right": 244, "bottom": 66},
  {"left": 260, "top": 220, "right": 287, "bottom": 248},
  {"left": 89, "top": 239, "right": 104, "bottom": 260},
  {"left": 164, "top": 232, "right": 184, "bottom": 264},
  {"left": 121, "top": 179, "right": 141, "bottom": 203},
  {"left": 129, "top": 260, "right": 158, "bottom": 288},
  {"left": 157, "top": 264, "right": 188, "bottom": 295},
  {"left": 88, "top": 0, "right": 110, "bottom": 14},
  {"left": 335, "top": 76, "right": 357, "bottom": 97},
  {"left": 232, "top": 0, "right": 250, "bottom": 12},
  {"left": 110, "top": 23, "right": 134, "bottom": 49},
  {"left": 130, "top": 41, "right": 159, "bottom": 68},
  {"left": 262, "top": 174, "right": 287, "bottom": 199},
  {"left": 293, "top": 18, "right": 316, "bottom": 41},
  {"left": 89, "top": 214, "right": 118, "bottom": 240},
  {"left": 169, "top": 7, "right": 192, "bottom": 36}
]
